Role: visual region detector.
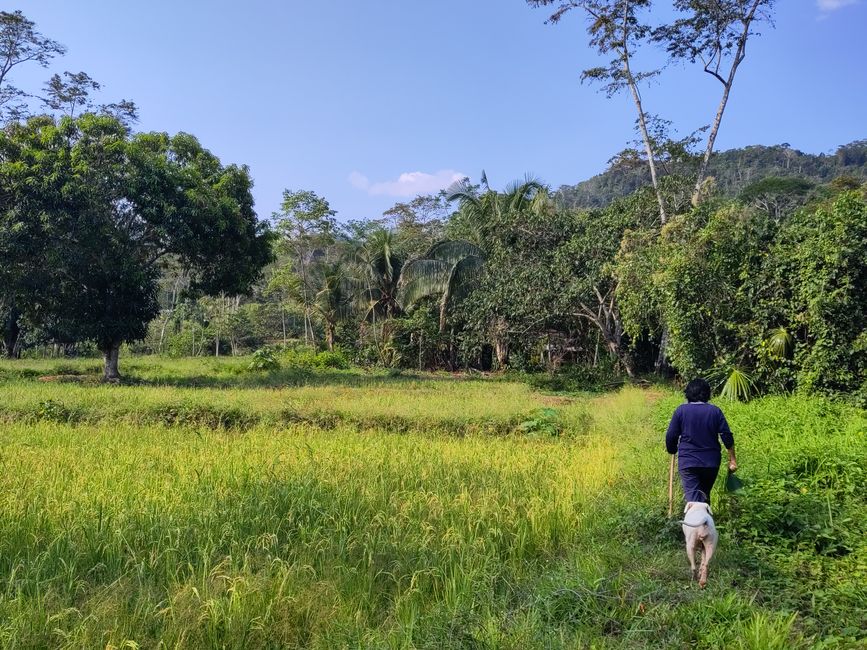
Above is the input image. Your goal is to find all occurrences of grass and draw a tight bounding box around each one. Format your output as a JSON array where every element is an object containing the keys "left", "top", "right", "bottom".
[{"left": 0, "top": 356, "right": 864, "bottom": 648}]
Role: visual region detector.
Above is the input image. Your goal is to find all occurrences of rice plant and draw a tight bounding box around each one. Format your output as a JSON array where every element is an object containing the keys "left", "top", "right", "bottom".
[{"left": 0, "top": 356, "right": 863, "bottom": 648}]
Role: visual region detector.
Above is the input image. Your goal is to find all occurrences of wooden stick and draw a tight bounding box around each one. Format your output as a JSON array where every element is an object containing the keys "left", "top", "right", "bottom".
[{"left": 668, "top": 455, "right": 676, "bottom": 517}]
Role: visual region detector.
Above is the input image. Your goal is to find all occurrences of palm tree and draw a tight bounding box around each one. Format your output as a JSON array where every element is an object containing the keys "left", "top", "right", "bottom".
[
  {"left": 400, "top": 240, "right": 484, "bottom": 333},
  {"left": 357, "top": 229, "right": 406, "bottom": 321},
  {"left": 312, "top": 262, "right": 354, "bottom": 351},
  {"left": 445, "top": 173, "right": 546, "bottom": 239},
  {"left": 411, "top": 174, "right": 544, "bottom": 366}
]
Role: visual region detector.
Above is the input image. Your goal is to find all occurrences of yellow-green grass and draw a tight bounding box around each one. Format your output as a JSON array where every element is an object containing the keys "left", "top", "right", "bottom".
[
  {"left": 0, "top": 357, "right": 864, "bottom": 648},
  {"left": 0, "top": 356, "right": 576, "bottom": 434}
]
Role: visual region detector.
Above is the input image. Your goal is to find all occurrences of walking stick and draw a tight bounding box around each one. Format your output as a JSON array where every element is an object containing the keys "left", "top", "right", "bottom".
[{"left": 668, "top": 455, "right": 675, "bottom": 517}]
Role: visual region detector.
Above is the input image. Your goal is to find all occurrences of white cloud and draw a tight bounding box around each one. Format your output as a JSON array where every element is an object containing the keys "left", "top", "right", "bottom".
[
  {"left": 817, "top": 0, "right": 857, "bottom": 11},
  {"left": 348, "top": 169, "right": 466, "bottom": 198},
  {"left": 349, "top": 171, "right": 370, "bottom": 190}
]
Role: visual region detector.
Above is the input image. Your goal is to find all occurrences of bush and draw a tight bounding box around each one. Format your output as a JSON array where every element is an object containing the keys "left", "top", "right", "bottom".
[
  {"left": 525, "top": 362, "right": 619, "bottom": 393},
  {"left": 280, "top": 346, "right": 350, "bottom": 370},
  {"left": 313, "top": 348, "right": 349, "bottom": 369},
  {"left": 248, "top": 348, "right": 280, "bottom": 371}
]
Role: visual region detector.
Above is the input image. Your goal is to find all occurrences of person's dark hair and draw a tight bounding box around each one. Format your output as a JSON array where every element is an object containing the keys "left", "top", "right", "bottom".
[{"left": 684, "top": 378, "right": 711, "bottom": 402}]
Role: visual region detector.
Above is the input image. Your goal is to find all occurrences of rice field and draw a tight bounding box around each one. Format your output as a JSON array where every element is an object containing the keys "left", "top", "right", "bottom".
[{"left": 0, "top": 357, "right": 864, "bottom": 648}]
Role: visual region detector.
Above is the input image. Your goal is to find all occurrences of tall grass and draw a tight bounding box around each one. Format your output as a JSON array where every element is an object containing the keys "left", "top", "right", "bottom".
[{"left": 0, "top": 357, "right": 863, "bottom": 647}]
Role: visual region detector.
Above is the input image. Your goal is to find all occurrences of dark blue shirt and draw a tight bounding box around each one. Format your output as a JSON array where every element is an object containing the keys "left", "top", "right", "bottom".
[{"left": 665, "top": 402, "right": 734, "bottom": 469}]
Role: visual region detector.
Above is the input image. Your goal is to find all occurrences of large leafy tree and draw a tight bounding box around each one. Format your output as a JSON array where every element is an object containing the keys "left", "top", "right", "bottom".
[
  {"left": 443, "top": 176, "right": 553, "bottom": 367},
  {"left": 0, "top": 113, "right": 273, "bottom": 379},
  {"left": 773, "top": 190, "right": 867, "bottom": 400}
]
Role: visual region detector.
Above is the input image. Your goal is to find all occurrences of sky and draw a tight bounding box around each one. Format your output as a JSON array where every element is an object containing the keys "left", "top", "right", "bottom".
[{"left": 12, "top": 0, "right": 867, "bottom": 223}]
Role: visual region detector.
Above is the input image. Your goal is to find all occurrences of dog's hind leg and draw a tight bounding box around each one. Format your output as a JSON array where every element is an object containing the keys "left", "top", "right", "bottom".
[
  {"left": 685, "top": 536, "right": 698, "bottom": 581},
  {"left": 698, "top": 535, "right": 715, "bottom": 588}
]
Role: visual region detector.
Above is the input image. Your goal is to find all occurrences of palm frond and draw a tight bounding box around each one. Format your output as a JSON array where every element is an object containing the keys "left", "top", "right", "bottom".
[
  {"left": 399, "top": 259, "right": 450, "bottom": 308},
  {"left": 445, "top": 255, "right": 484, "bottom": 305},
  {"left": 766, "top": 327, "right": 794, "bottom": 359},
  {"left": 718, "top": 368, "right": 756, "bottom": 402},
  {"left": 503, "top": 175, "right": 545, "bottom": 213},
  {"left": 426, "top": 240, "right": 483, "bottom": 266},
  {"left": 445, "top": 178, "right": 478, "bottom": 203}
]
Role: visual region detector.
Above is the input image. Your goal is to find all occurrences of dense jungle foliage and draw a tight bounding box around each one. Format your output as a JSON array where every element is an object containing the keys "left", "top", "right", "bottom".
[{"left": 4, "top": 139, "right": 866, "bottom": 405}]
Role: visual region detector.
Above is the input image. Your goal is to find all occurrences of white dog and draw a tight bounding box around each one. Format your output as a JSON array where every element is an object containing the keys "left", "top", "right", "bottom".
[{"left": 681, "top": 502, "right": 718, "bottom": 588}]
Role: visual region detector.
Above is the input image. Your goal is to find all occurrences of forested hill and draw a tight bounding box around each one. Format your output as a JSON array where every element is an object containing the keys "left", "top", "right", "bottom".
[{"left": 555, "top": 140, "right": 867, "bottom": 209}]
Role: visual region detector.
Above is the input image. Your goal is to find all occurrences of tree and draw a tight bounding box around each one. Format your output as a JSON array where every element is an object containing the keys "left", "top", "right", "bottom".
[
  {"left": 42, "top": 70, "right": 138, "bottom": 123},
  {"left": 357, "top": 228, "right": 406, "bottom": 322},
  {"left": 774, "top": 190, "right": 867, "bottom": 400},
  {"left": 382, "top": 191, "right": 450, "bottom": 255},
  {"left": 274, "top": 190, "right": 337, "bottom": 346},
  {"left": 313, "top": 262, "right": 355, "bottom": 351},
  {"left": 653, "top": 0, "right": 775, "bottom": 205},
  {"left": 400, "top": 240, "right": 484, "bottom": 333},
  {"left": 529, "top": 0, "right": 668, "bottom": 223},
  {"left": 0, "top": 114, "right": 273, "bottom": 379},
  {"left": 739, "top": 176, "right": 813, "bottom": 222},
  {"left": 445, "top": 175, "right": 545, "bottom": 366},
  {"left": 0, "top": 10, "right": 66, "bottom": 121}
]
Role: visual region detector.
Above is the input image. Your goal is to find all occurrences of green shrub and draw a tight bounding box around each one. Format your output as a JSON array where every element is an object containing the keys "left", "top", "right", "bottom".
[
  {"left": 515, "top": 407, "right": 563, "bottom": 437},
  {"left": 248, "top": 347, "right": 280, "bottom": 371},
  {"left": 313, "top": 348, "right": 349, "bottom": 369}
]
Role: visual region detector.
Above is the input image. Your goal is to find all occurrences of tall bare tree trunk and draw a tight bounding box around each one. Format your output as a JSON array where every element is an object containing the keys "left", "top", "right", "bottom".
[
  {"left": 692, "top": 0, "right": 762, "bottom": 206},
  {"left": 621, "top": 2, "right": 667, "bottom": 224}
]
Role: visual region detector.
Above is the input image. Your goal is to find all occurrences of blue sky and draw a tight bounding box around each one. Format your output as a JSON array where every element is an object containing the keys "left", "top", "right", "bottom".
[{"left": 13, "top": 1, "right": 867, "bottom": 222}]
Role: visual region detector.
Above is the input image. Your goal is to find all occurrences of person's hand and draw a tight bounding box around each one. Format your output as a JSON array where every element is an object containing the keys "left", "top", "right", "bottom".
[{"left": 728, "top": 460, "right": 738, "bottom": 473}]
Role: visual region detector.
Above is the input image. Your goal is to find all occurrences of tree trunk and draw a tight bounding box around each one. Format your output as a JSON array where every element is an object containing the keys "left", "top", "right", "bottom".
[
  {"left": 608, "top": 339, "right": 635, "bottom": 378},
  {"left": 655, "top": 327, "right": 670, "bottom": 374},
  {"left": 102, "top": 343, "right": 121, "bottom": 381},
  {"left": 325, "top": 322, "right": 335, "bottom": 351},
  {"left": 439, "top": 292, "right": 449, "bottom": 333},
  {"left": 4, "top": 307, "right": 21, "bottom": 358},
  {"left": 621, "top": 5, "right": 667, "bottom": 224},
  {"left": 158, "top": 312, "right": 170, "bottom": 355},
  {"left": 691, "top": 1, "right": 762, "bottom": 206},
  {"left": 494, "top": 338, "right": 509, "bottom": 368}
]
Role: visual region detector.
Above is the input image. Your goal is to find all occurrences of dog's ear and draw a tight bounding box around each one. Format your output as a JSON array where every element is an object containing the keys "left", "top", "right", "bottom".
[{"left": 706, "top": 504, "right": 713, "bottom": 516}]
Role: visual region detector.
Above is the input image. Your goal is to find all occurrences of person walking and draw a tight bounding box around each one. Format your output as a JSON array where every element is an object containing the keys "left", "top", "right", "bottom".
[{"left": 666, "top": 378, "right": 737, "bottom": 504}]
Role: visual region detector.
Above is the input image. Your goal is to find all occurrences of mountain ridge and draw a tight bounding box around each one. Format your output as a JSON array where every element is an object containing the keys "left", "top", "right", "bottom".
[{"left": 555, "top": 140, "right": 867, "bottom": 209}]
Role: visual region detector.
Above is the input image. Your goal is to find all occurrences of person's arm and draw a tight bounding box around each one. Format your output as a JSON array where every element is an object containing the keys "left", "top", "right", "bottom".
[
  {"left": 665, "top": 408, "right": 681, "bottom": 455},
  {"left": 718, "top": 410, "right": 737, "bottom": 472}
]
